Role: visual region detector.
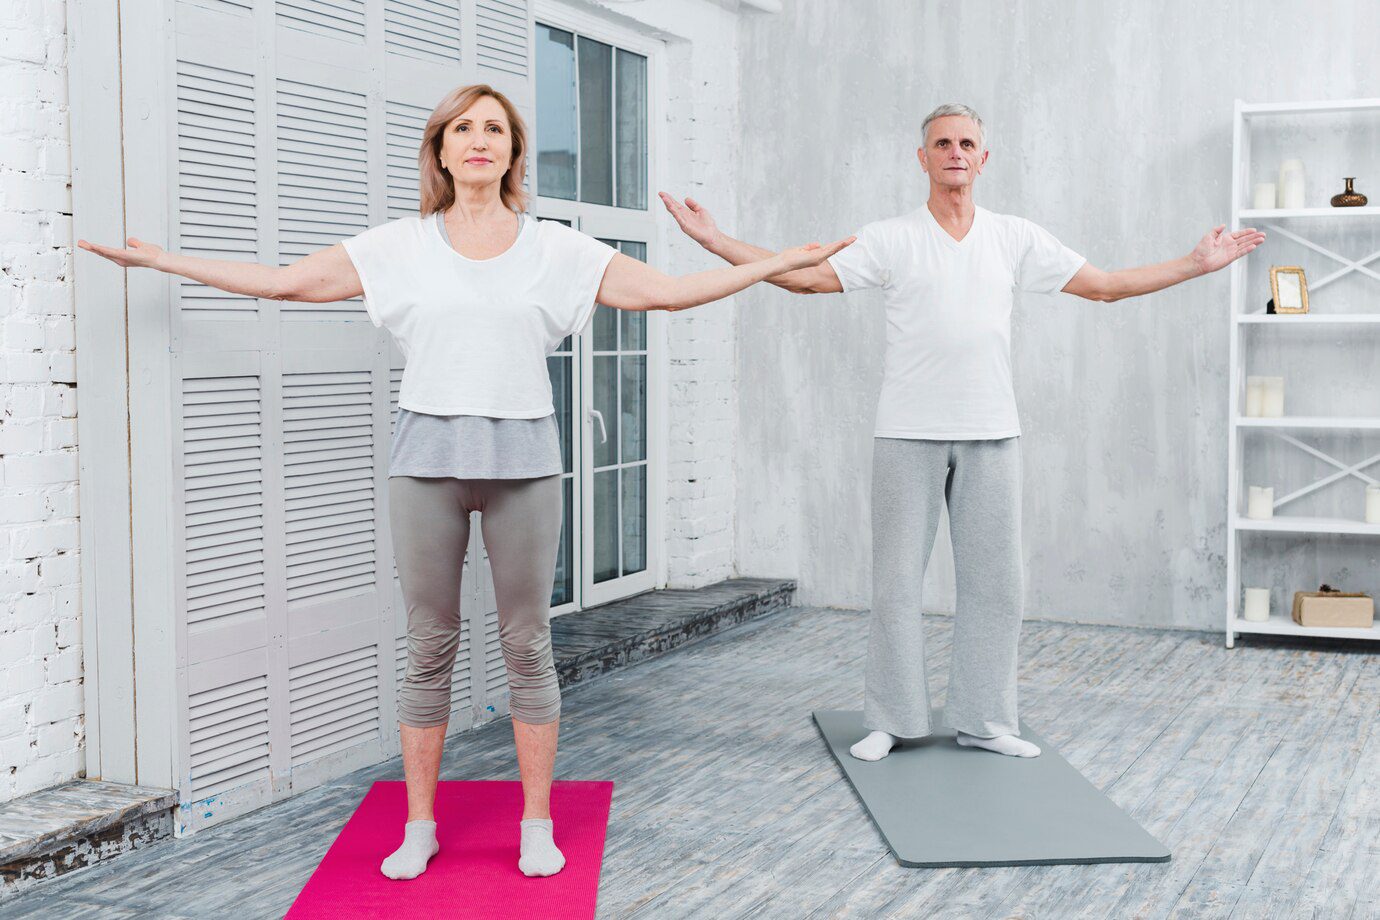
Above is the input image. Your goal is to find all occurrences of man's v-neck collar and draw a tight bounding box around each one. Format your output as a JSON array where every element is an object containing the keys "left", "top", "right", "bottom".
[{"left": 923, "top": 203, "right": 982, "bottom": 250}]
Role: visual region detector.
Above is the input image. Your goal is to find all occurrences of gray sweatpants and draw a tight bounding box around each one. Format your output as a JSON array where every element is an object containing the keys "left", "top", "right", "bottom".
[
  {"left": 389, "top": 475, "right": 563, "bottom": 727},
  {"left": 865, "top": 436, "right": 1024, "bottom": 739}
]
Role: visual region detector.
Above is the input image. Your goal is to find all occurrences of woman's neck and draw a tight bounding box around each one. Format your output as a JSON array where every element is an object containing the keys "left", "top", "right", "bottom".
[{"left": 446, "top": 185, "right": 511, "bottom": 224}]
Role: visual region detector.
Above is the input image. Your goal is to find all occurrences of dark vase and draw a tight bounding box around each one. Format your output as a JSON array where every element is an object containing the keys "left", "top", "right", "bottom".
[{"left": 1330, "top": 177, "right": 1368, "bottom": 207}]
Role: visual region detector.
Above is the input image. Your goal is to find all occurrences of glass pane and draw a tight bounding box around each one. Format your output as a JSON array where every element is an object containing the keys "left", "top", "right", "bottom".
[
  {"left": 577, "top": 36, "right": 612, "bottom": 206},
  {"left": 552, "top": 476, "right": 573, "bottom": 605},
  {"left": 620, "top": 312, "right": 645, "bottom": 352},
  {"left": 536, "top": 25, "right": 577, "bottom": 201},
  {"left": 617, "top": 242, "right": 647, "bottom": 350},
  {"left": 593, "top": 355, "right": 618, "bottom": 468},
  {"left": 621, "top": 464, "right": 646, "bottom": 576},
  {"left": 546, "top": 354, "right": 572, "bottom": 474},
  {"left": 620, "top": 354, "right": 645, "bottom": 463},
  {"left": 615, "top": 49, "right": 647, "bottom": 210},
  {"left": 592, "top": 304, "right": 617, "bottom": 352},
  {"left": 593, "top": 469, "right": 618, "bottom": 583}
]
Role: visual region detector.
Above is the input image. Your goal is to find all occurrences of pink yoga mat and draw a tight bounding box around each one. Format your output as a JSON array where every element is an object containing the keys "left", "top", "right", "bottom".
[{"left": 286, "top": 780, "right": 613, "bottom": 920}]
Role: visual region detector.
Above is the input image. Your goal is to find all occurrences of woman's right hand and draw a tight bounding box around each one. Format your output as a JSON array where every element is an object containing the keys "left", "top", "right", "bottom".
[
  {"left": 77, "top": 236, "right": 166, "bottom": 270},
  {"left": 76, "top": 235, "right": 362, "bottom": 303}
]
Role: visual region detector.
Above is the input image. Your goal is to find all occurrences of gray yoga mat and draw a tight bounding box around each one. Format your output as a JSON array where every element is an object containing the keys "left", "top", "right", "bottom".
[{"left": 813, "top": 710, "right": 1171, "bottom": 868}]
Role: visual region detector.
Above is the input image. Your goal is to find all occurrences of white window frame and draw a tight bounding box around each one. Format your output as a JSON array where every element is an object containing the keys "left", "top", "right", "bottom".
[{"left": 533, "top": 1, "right": 668, "bottom": 612}]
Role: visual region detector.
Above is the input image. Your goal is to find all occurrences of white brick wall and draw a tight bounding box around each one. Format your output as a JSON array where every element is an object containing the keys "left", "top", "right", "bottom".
[
  {"left": 632, "top": 0, "right": 743, "bottom": 589},
  {"left": 0, "top": 0, "right": 85, "bottom": 804}
]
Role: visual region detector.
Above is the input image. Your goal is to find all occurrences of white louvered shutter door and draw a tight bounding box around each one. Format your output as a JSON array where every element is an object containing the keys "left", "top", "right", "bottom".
[
  {"left": 170, "top": 6, "right": 283, "bottom": 834},
  {"left": 165, "top": 0, "right": 536, "bottom": 834}
]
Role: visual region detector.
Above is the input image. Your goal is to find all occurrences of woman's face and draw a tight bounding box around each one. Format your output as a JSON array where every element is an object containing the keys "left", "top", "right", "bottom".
[{"left": 440, "top": 95, "right": 514, "bottom": 191}]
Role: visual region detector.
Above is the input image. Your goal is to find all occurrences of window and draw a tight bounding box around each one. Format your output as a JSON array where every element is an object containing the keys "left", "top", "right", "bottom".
[
  {"left": 536, "top": 11, "right": 659, "bottom": 611},
  {"left": 536, "top": 23, "right": 647, "bottom": 209}
]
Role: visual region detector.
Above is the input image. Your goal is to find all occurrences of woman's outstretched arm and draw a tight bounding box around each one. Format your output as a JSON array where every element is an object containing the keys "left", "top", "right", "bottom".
[
  {"left": 594, "top": 237, "right": 854, "bottom": 313},
  {"left": 77, "top": 236, "right": 363, "bottom": 303}
]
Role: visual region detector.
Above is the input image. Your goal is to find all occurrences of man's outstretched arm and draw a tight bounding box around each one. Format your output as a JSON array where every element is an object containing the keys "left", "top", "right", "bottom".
[
  {"left": 660, "top": 192, "right": 847, "bottom": 294},
  {"left": 1063, "top": 224, "right": 1266, "bottom": 303}
]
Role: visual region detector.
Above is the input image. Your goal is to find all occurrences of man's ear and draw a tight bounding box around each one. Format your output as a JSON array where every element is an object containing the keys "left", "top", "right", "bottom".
[
  {"left": 976, "top": 149, "right": 990, "bottom": 174},
  {"left": 916, "top": 146, "right": 928, "bottom": 174}
]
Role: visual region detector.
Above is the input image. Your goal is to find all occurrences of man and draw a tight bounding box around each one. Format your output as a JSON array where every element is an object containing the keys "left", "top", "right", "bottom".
[{"left": 660, "top": 102, "right": 1263, "bottom": 761}]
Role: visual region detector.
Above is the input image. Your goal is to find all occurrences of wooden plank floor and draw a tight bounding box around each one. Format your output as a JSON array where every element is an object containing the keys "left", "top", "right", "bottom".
[{"left": 4, "top": 607, "right": 1378, "bottom": 919}]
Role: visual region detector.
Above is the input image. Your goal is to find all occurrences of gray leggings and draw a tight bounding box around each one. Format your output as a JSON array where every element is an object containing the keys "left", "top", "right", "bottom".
[
  {"left": 389, "top": 474, "right": 563, "bottom": 727},
  {"left": 866, "top": 436, "right": 1024, "bottom": 739}
]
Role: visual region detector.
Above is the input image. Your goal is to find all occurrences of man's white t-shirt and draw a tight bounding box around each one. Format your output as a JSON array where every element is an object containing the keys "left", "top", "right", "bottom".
[
  {"left": 342, "top": 214, "right": 618, "bottom": 417},
  {"left": 826, "top": 204, "right": 1085, "bottom": 440}
]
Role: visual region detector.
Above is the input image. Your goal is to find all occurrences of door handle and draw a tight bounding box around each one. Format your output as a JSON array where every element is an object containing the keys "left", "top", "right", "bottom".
[{"left": 588, "top": 408, "right": 608, "bottom": 444}]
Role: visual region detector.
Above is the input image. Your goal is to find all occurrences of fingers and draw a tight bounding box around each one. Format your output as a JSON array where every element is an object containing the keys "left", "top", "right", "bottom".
[
  {"left": 823, "top": 235, "right": 856, "bottom": 257},
  {"left": 685, "top": 197, "right": 700, "bottom": 212}
]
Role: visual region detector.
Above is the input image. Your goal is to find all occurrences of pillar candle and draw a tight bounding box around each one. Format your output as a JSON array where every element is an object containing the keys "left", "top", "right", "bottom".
[
  {"left": 1262, "top": 377, "right": 1284, "bottom": 417},
  {"left": 1247, "top": 486, "right": 1274, "bottom": 520},
  {"left": 1367, "top": 485, "right": 1380, "bottom": 524},
  {"left": 1279, "top": 159, "right": 1306, "bottom": 209},
  {"left": 1243, "top": 587, "right": 1270, "bottom": 622},
  {"left": 1245, "top": 376, "right": 1265, "bottom": 417},
  {"left": 1252, "top": 182, "right": 1277, "bottom": 210}
]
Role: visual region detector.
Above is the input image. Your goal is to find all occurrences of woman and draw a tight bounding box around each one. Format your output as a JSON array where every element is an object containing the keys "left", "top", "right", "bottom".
[{"left": 79, "top": 83, "right": 852, "bottom": 881}]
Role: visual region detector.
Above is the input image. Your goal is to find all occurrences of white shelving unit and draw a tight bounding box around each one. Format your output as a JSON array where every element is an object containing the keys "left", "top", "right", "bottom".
[{"left": 1225, "top": 97, "right": 1380, "bottom": 648}]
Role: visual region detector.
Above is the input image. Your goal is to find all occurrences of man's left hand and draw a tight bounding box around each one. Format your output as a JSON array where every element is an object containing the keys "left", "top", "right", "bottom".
[{"left": 1191, "top": 224, "right": 1266, "bottom": 274}]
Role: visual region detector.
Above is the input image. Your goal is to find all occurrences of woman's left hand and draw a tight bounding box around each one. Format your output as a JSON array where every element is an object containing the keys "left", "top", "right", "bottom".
[{"left": 777, "top": 236, "right": 856, "bottom": 272}]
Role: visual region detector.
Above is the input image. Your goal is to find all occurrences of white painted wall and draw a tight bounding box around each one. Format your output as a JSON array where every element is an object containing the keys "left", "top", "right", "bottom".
[
  {"left": 734, "top": 0, "right": 1380, "bottom": 627},
  {"left": 0, "top": 0, "right": 85, "bottom": 802}
]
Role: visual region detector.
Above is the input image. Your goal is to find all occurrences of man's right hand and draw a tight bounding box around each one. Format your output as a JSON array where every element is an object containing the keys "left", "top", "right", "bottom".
[{"left": 659, "top": 192, "right": 720, "bottom": 249}]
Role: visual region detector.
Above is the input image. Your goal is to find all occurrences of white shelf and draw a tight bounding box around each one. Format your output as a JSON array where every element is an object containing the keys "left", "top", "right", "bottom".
[
  {"left": 1231, "top": 616, "right": 1379, "bottom": 641},
  {"left": 1236, "top": 313, "right": 1380, "bottom": 324},
  {"left": 1239, "top": 207, "right": 1380, "bottom": 220},
  {"left": 1225, "top": 98, "right": 1380, "bottom": 648},
  {"left": 1235, "top": 416, "right": 1380, "bottom": 430},
  {"left": 1240, "top": 98, "right": 1380, "bottom": 117},
  {"left": 1235, "top": 516, "right": 1380, "bottom": 536}
]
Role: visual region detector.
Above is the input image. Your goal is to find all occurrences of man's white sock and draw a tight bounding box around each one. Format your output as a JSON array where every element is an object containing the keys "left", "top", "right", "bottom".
[
  {"left": 956, "top": 731, "right": 1041, "bottom": 757},
  {"left": 849, "top": 730, "right": 899, "bottom": 761}
]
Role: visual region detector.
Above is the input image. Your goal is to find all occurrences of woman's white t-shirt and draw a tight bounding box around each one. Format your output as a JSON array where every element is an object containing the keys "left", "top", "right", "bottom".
[
  {"left": 827, "top": 205, "right": 1085, "bottom": 440},
  {"left": 342, "top": 213, "right": 619, "bottom": 417}
]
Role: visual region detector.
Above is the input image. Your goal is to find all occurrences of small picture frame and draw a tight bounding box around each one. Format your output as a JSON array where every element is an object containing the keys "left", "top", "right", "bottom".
[{"left": 1270, "top": 266, "right": 1309, "bottom": 314}]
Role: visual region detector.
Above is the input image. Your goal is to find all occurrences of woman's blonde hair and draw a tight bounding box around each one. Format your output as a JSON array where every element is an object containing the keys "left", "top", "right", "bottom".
[{"left": 419, "top": 84, "right": 530, "bottom": 216}]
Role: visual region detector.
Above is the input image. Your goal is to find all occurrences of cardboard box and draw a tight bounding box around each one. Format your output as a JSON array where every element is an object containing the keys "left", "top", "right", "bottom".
[{"left": 1291, "top": 589, "right": 1374, "bottom": 628}]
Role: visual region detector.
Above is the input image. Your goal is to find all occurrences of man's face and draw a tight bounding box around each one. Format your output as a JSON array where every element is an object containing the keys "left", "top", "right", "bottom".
[{"left": 917, "top": 115, "right": 988, "bottom": 189}]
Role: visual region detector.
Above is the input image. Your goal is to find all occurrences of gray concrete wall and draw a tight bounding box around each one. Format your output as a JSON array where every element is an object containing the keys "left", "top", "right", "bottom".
[{"left": 731, "top": 0, "right": 1380, "bottom": 628}]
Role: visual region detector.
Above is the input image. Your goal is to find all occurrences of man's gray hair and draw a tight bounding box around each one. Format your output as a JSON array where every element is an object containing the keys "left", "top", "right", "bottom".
[{"left": 921, "top": 103, "right": 985, "bottom": 149}]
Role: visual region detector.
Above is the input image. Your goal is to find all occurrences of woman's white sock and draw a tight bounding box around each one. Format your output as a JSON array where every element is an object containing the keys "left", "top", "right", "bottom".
[
  {"left": 380, "top": 819, "right": 440, "bottom": 880},
  {"left": 518, "top": 818, "right": 566, "bottom": 877}
]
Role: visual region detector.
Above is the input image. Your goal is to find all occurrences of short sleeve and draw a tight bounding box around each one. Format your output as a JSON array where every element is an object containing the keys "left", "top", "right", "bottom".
[
  {"left": 340, "top": 220, "right": 407, "bottom": 328},
  {"left": 541, "top": 221, "right": 620, "bottom": 338},
  {"left": 826, "top": 220, "right": 894, "bottom": 292},
  {"left": 1016, "top": 219, "right": 1086, "bottom": 295}
]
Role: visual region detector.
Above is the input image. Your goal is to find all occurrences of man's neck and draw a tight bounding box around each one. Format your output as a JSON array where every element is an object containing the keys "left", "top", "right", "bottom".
[{"left": 926, "top": 185, "right": 976, "bottom": 228}]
